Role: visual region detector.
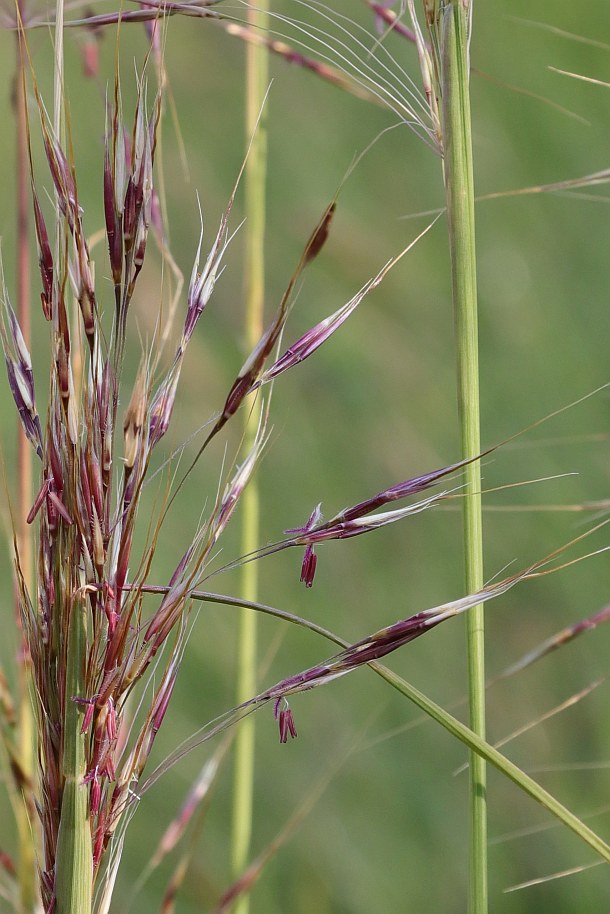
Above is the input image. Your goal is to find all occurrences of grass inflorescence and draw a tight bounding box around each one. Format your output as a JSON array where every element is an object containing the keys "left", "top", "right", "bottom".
[{"left": 1, "top": 2, "right": 610, "bottom": 913}]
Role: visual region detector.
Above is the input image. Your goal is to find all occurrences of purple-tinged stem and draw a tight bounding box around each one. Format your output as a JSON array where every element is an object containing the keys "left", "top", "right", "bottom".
[{"left": 367, "top": 1, "right": 417, "bottom": 43}]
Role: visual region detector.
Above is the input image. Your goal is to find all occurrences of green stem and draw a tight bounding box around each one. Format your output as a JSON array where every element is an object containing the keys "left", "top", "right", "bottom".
[
  {"left": 371, "top": 663, "right": 610, "bottom": 865},
  {"left": 52, "top": 4, "right": 94, "bottom": 912},
  {"left": 441, "top": 5, "right": 486, "bottom": 912},
  {"left": 231, "top": 4, "right": 269, "bottom": 911},
  {"left": 54, "top": 595, "right": 92, "bottom": 914},
  {"left": 155, "top": 586, "right": 610, "bottom": 866}
]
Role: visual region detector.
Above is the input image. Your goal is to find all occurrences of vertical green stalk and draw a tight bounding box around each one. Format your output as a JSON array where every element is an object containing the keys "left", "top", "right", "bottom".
[
  {"left": 231, "top": 3, "right": 269, "bottom": 911},
  {"left": 440, "top": 4, "right": 486, "bottom": 913},
  {"left": 54, "top": 595, "right": 92, "bottom": 914},
  {"left": 51, "top": 4, "right": 93, "bottom": 912}
]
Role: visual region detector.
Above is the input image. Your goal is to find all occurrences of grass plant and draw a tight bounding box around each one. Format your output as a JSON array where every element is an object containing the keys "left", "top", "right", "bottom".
[{"left": 1, "top": 2, "right": 610, "bottom": 913}]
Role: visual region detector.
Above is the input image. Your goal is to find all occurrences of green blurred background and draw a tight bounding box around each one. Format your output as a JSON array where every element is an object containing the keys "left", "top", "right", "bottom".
[{"left": 2, "top": 0, "right": 610, "bottom": 911}]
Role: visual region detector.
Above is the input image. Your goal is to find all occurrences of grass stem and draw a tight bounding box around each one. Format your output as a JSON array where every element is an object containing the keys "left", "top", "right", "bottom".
[
  {"left": 440, "top": 5, "right": 486, "bottom": 912},
  {"left": 54, "top": 595, "right": 92, "bottom": 914},
  {"left": 231, "top": 3, "right": 269, "bottom": 910}
]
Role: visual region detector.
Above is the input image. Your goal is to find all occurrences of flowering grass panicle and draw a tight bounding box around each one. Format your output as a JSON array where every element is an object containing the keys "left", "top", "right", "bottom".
[
  {"left": 2, "top": 4, "right": 610, "bottom": 914},
  {"left": 0, "top": 26, "right": 441, "bottom": 910}
]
